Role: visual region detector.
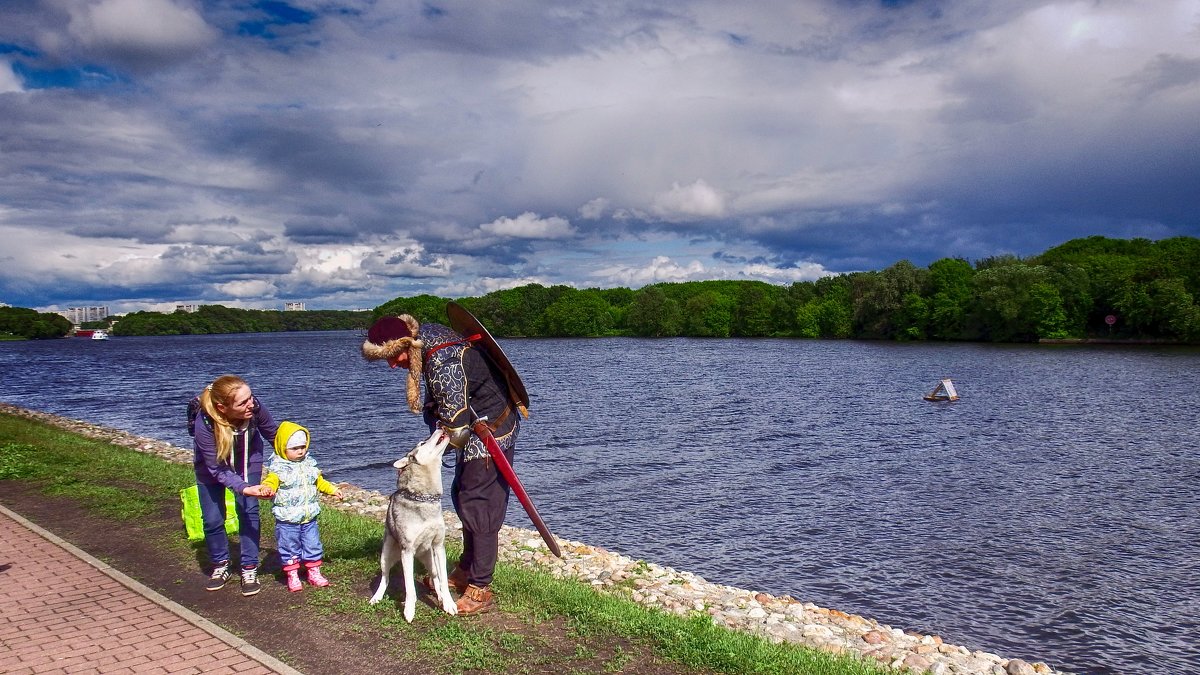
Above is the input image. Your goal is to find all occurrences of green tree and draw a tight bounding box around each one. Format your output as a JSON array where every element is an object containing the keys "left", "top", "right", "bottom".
[
  {"left": 374, "top": 294, "right": 450, "bottom": 325},
  {"left": 850, "top": 261, "right": 927, "bottom": 339},
  {"left": 0, "top": 307, "right": 72, "bottom": 339},
  {"left": 793, "top": 302, "right": 821, "bottom": 338},
  {"left": 971, "top": 264, "right": 1062, "bottom": 342},
  {"left": 896, "top": 292, "right": 929, "bottom": 340},
  {"left": 813, "top": 276, "right": 853, "bottom": 338},
  {"left": 1043, "top": 264, "right": 1091, "bottom": 338},
  {"left": 1150, "top": 237, "right": 1200, "bottom": 298},
  {"left": 684, "top": 291, "right": 733, "bottom": 337},
  {"left": 1144, "top": 278, "right": 1200, "bottom": 340},
  {"left": 926, "top": 258, "right": 974, "bottom": 340},
  {"left": 732, "top": 282, "right": 780, "bottom": 337},
  {"left": 626, "top": 286, "right": 684, "bottom": 337},
  {"left": 542, "top": 289, "right": 614, "bottom": 337},
  {"left": 1029, "top": 282, "right": 1069, "bottom": 339}
]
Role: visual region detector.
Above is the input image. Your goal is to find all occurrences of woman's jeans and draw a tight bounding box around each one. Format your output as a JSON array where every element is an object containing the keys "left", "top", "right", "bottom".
[{"left": 197, "top": 481, "right": 260, "bottom": 569}]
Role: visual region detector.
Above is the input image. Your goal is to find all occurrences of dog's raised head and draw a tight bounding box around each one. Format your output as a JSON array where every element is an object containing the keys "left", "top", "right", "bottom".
[{"left": 392, "top": 428, "right": 450, "bottom": 492}]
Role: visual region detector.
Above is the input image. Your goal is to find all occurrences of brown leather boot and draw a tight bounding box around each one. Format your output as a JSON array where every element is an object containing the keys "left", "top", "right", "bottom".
[
  {"left": 447, "top": 566, "right": 469, "bottom": 595},
  {"left": 421, "top": 566, "right": 469, "bottom": 596},
  {"left": 455, "top": 584, "right": 495, "bottom": 616}
]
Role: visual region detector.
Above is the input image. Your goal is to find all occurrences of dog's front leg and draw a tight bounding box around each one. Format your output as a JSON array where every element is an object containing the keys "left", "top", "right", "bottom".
[
  {"left": 431, "top": 535, "right": 458, "bottom": 615},
  {"left": 401, "top": 548, "right": 418, "bottom": 623},
  {"left": 369, "top": 534, "right": 398, "bottom": 605}
]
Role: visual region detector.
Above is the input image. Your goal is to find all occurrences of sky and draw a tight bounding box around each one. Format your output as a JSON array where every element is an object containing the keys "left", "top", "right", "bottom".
[{"left": 1, "top": 0, "right": 1198, "bottom": 314}]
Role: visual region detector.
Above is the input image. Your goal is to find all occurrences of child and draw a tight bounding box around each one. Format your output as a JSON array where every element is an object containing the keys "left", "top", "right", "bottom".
[{"left": 264, "top": 421, "right": 342, "bottom": 592}]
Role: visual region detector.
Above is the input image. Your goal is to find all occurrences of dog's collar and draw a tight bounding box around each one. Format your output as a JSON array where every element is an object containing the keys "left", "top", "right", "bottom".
[{"left": 396, "top": 487, "right": 442, "bottom": 504}]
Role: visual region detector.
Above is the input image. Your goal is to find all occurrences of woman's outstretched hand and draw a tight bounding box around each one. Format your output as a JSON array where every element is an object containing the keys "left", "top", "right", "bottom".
[{"left": 243, "top": 484, "right": 275, "bottom": 498}]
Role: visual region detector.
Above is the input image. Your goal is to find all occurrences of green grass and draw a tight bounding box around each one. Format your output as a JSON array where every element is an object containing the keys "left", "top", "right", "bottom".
[{"left": 0, "top": 411, "right": 891, "bottom": 675}]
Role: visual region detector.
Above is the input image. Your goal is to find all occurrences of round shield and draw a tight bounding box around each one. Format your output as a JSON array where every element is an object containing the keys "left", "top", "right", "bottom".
[{"left": 446, "top": 302, "right": 530, "bottom": 410}]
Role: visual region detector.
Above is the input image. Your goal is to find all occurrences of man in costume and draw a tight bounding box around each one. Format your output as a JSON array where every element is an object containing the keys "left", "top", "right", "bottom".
[{"left": 362, "top": 313, "right": 518, "bottom": 615}]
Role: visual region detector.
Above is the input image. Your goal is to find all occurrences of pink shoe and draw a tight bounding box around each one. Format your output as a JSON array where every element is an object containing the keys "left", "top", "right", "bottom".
[
  {"left": 306, "top": 566, "right": 330, "bottom": 587},
  {"left": 285, "top": 568, "right": 303, "bottom": 593}
]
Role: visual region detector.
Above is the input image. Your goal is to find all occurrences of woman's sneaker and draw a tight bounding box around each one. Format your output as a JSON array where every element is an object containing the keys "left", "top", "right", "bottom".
[
  {"left": 205, "top": 562, "right": 232, "bottom": 592},
  {"left": 240, "top": 566, "right": 261, "bottom": 596}
]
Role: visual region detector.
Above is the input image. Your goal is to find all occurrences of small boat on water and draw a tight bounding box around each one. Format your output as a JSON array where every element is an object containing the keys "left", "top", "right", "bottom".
[
  {"left": 924, "top": 378, "right": 958, "bottom": 401},
  {"left": 91, "top": 330, "right": 110, "bottom": 340}
]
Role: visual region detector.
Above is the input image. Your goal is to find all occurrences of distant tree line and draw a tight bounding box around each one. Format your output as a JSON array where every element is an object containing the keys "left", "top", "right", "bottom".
[
  {"left": 112, "top": 305, "right": 372, "bottom": 336},
  {"left": 0, "top": 307, "right": 73, "bottom": 340},
  {"left": 376, "top": 236, "right": 1200, "bottom": 343},
  {"left": 5, "top": 235, "right": 1196, "bottom": 343}
]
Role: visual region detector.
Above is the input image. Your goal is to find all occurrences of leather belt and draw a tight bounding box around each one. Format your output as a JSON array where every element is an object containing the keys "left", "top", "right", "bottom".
[{"left": 485, "top": 405, "right": 511, "bottom": 432}]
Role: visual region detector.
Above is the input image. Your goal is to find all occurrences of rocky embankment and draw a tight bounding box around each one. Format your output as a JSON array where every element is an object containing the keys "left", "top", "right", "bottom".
[{"left": 1, "top": 403, "right": 1072, "bottom": 675}]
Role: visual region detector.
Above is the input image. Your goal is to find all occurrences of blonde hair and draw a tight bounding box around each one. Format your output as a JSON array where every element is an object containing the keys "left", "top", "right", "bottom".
[{"left": 200, "top": 374, "right": 248, "bottom": 464}]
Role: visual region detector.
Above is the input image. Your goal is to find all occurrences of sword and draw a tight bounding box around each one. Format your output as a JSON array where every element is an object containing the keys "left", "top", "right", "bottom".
[{"left": 470, "top": 411, "right": 562, "bottom": 558}]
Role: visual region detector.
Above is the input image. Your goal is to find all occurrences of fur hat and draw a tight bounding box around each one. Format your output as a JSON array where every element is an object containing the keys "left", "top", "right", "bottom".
[{"left": 362, "top": 314, "right": 425, "bottom": 414}]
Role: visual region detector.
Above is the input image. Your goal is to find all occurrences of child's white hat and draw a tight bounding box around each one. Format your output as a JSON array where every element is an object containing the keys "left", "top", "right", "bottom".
[{"left": 286, "top": 429, "right": 307, "bottom": 449}]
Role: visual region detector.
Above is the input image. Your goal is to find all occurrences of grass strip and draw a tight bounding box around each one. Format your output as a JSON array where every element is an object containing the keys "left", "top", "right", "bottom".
[{"left": 0, "top": 411, "right": 889, "bottom": 675}]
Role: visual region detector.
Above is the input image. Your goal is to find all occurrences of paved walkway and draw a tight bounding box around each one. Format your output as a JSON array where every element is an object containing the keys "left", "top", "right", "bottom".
[{"left": 0, "top": 504, "right": 301, "bottom": 675}]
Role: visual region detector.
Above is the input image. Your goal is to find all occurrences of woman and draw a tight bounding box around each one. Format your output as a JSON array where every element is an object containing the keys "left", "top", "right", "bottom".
[{"left": 192, "top": 374, "right": 279, "bottom": 596}]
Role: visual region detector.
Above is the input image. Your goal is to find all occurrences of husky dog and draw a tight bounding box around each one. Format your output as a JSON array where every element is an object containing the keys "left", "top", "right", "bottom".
[{"left": 368, "top": 429, "right": 458, "bottom": 622}]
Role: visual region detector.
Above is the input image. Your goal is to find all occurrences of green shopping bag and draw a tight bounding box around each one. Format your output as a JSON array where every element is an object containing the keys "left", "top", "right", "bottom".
[{"left": 180, "top": 485, "right": 239, "bottom": 541}]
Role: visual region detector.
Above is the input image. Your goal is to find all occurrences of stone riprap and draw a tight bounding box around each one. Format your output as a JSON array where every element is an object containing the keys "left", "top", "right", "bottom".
[{"left": 0, "top": 403, "right": 1071, "bottom": 675}]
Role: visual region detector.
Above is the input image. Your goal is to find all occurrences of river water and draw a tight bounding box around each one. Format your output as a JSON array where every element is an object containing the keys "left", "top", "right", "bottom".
[{"left": 1, "top": 332, "right": 1197, "bottom": 675}]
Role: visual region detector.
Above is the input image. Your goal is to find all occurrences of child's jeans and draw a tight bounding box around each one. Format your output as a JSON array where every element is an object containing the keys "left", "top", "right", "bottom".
[
  {"left": 275, "top": 519, "right": 324, "bottom": 568},
  {"left": 197, "top": 481, "right": 261, "bottom": 569}
]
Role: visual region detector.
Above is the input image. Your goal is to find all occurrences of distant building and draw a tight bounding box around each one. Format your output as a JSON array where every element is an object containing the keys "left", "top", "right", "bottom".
[
  {"left": 284, "top": 302, "right": 306, "bottom": 311},
  {"left": 57, "top": 306, "right": 109, "bottom": 324},
  {"left": 175, "top": 304, "right": 201, "bottom": 313}
]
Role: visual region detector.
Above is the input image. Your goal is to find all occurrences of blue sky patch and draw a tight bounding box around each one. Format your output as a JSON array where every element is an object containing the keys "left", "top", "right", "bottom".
[
  {"left": 12, "top": 63, "right": 121, "bottom": 90},
  {"left": 238, "top": 0, "right": 316, "bottom": 38},
  {"left": 1, "top": 43, "right": 39, "bottom": 58}
]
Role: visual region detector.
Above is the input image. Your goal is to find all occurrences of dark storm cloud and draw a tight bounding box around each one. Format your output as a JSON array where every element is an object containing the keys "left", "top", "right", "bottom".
[
  {"left": 283, "top": 214, "right": 360, "bottom": 244},
  {"left": 408, "top": 1, "right": 678, "bottom": 59},
  {"left": 161, "top": 242, "right": 296, "bottom": 277},
  {"left": 1126, "top": 54, "right": 1200, "bottom": 97}
]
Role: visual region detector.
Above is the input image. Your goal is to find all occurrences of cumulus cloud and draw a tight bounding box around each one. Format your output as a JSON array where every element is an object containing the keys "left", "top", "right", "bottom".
[
  {"left": 361, "top": 244, "right": 453, "bottom": 279},
  {"left": 593, "top": 254, "right": 835, "bottom": 289},
  {"left": 60, "top": 0, "right": 218, "bottom": 67},
  {"left": 0, "top": 60, "right": 22, "bottom": 93},
  {"left": 435, "top": 275, "right": 557, "bottom": 299},
  {"left": 738, "top": 262, "right": 832, "bottom": 283},
  {"left": 651, "top": 180, "right": 726, "bottom": 221},
  {"left": 215, "top": 279, "right": 278, "bottom": 298},
  {"left": 594, "top": 255, "right": 710, "bottom": 288},
  {"left": 579, "top": 198, "right": 609, "bottom": 220},
  {"left": 480, "top": 212, "right": 576, "bottom": 239}
]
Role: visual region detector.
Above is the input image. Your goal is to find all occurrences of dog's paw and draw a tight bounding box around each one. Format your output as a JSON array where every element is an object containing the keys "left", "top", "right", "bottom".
[
  {"left": 403, "top": 604, "right": 416, "bottom": 623},
  {"left": 443, "top": 600, "right": 458, "bottom": 616},
  {"left": 368, "top": 587, "right": 385, "bottom": 605}
]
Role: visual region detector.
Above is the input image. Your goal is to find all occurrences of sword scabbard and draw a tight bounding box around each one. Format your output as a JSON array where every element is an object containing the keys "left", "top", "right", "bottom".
[{"left": 471, "top": 420, "right": 563, "bottom": 558}]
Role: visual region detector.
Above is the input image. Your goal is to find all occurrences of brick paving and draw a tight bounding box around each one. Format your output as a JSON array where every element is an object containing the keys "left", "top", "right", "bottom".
[{"left": 0, "top": 505, "right": 300, "bottom": 675}]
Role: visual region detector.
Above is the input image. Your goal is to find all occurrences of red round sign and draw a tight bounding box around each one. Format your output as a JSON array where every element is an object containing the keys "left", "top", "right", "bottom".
[{"left": 1105, "top": 314, "right": 1116, "bottom": 326}]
